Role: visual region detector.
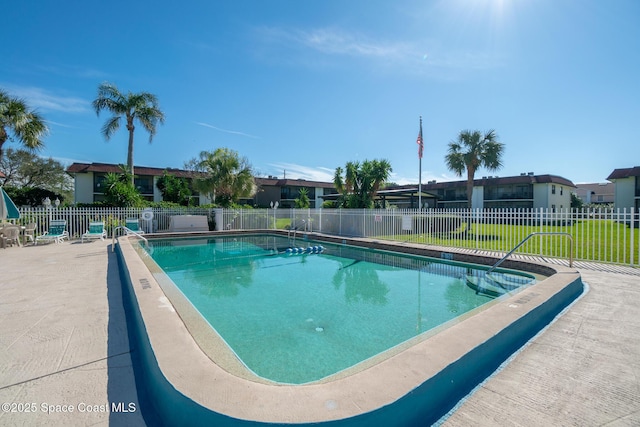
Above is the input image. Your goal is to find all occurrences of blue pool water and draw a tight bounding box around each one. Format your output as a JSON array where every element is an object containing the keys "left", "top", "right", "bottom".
[{"left": 143, "top": 235, "right": 535, "bottom": 384}]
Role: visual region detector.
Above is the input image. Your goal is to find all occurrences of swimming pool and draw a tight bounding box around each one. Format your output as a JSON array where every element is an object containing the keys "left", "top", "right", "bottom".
[
  {"left": 143, "top": 234, "right": 537, "bottom": 384},
  {"left": 116, "top": 230, "right": 583, "bottom": 426}
]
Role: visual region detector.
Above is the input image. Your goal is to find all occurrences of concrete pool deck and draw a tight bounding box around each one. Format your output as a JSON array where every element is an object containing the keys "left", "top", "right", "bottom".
[{"left": 0, "top": 239, "right": 638, "bottom": 426}]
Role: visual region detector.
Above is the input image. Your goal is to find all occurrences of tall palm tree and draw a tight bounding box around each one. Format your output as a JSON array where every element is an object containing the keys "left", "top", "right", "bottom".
[
  {"left": 445, "top": 129, "right": 504, "bottom": 208},
  {"left": 92, "top": 82, "right": 165, "bottom": 185},
  {"left": 0, "top": 89, "right": 49, "bottom": 160}
]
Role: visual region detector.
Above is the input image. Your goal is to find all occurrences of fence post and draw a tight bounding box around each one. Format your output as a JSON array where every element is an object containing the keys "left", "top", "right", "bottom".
[{"left": 632, "top": 208, "right": 636, "bottom": 266}]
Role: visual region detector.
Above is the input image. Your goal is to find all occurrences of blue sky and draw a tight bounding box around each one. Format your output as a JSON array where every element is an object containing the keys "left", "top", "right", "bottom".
[{"left": 2, "top": 0, "right": 639, "bottom": 185}]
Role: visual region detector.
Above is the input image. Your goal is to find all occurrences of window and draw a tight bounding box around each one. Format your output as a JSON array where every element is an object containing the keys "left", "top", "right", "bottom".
[
  {"left": 134, "top": 176, "right": 154, "bottom": 195},
  {"left": 280, "top": 186, "right": 315, "bottom": 200},
  {"left": 560, "top": 187, "right": 563, "bottom": 195},
  {"left": 93, "top": 173, "right": 107, "bottom": 193},
  {"left": 551, "top": 185, "right": 556, "bottom": 195}
]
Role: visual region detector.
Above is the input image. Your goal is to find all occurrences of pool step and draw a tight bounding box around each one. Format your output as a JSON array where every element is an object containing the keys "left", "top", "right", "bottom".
[{"left": 466, "top": 274, "right": 527, "bottom": 298}]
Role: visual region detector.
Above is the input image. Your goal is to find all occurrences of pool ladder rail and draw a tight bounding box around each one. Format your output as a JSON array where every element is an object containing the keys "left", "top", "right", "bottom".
[
  {"left": 486, "top": 232, "right": 574, "bottom": 274},
  {"left": 467, "top": 232, "right": 573, "bottom": 298},
  {"left": 111, "top": 225, "right": 149, "bottom": 252},
  {"left": 287, "top": 220, "right": 308, "bottom": 246}
]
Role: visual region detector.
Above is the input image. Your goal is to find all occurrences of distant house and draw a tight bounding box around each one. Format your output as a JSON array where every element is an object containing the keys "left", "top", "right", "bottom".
[
  {"left": 66, "top": 162, "right": 209, "bottom": 205},
  {"left": 574, "top": 182, "right": 615, "bottom": 205},
  {"left": 389, "top": 173, "right": 575, "bottom": 210},
  {"left": 607, "top": 166, "right": 640, "bottom": 210},
  {"left": 248, "top": 176, "right": 337, "bottom": 208}
]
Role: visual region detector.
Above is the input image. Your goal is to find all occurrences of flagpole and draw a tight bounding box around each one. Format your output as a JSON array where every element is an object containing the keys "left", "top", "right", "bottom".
[{"left": 418, "top": 116, "right": 423, "bottom": 210}]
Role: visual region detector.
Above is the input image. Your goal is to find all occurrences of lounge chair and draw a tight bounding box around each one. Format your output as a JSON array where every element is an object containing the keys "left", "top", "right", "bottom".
[
  {"left": 125, "top": 218, "right": 144, "bottom": 234},
  {"left": 81, "top": 221, "right": 106, "bottom": 243},
  {"left": 35, "top": 220, "right": 69, "bottom": 244}
]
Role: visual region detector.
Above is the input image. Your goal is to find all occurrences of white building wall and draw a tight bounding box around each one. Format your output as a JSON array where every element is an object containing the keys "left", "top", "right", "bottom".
[
  {"left": 533, "top": 183, "right": 572, "bottom": 210},
  {"left": 471, "top": 186, "right": 484, "bottom": 210},
  {"left": 614, "top": 177, "right": 636, "bottom": 208},
  {"left": 314, "top": 187, "right": 324, "bottom": 208},
  {"left": 152, "top": 177, "right": 163, "bottom": 202},
  {"left": 533, "top": 184, "right": 549, "bottom": 209},
  {"left": 74, "top": 173, "right": 94, "bottom": 204},
  {"left": 198, "top": 193, "right": 212, "bottom": 205},
  {"left": 550, "top": 184, "right": 570, "bottom": 210}
]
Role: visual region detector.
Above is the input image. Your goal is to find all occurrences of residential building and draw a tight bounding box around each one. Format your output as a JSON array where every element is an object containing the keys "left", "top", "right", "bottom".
[
  {"left": 388, "top": 173, "right": 575, "bottom": 210},
  {"left": 248, "top": 176, "right": 337, "bottom": 208},
  {"left": 607, "top": 166, "right": 640, "bottom": 210},
  {"left": 67, "top": 163, "right": 339, "bottom": 207},
  {"left": 574, "top": 182, "right": 615, "bottom": 205},
  {"left": 66, "top": 163, "right": 209, "bottom": 205}
]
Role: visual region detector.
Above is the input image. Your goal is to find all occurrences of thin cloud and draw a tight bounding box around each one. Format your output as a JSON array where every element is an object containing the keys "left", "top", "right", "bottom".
[
  {"left": 390, "top": 171, "right": 453, "bottom": 186},
  {"left": 300, "top": 28, "right": 409, "bottom": 59},
  {"left": 255, "top": 26, "right": 503, "bottom": 75},
  {"left": 196, "top": 122, "right": 260, "bottom": 139},
  {"left": 45, "top": 120, "right": 79, "bottom": 129},
  {"left": 257, "top": 26, "right": 410, "bottom": 61},
  {"left": 2, "top": 84, "right": 89, "bottom": 113},
  {"left": 36, "top": 64, "right": 109, "bottom": 80},
  {"left": 268, "top": 162, "right": 335, "bottom": 182}
]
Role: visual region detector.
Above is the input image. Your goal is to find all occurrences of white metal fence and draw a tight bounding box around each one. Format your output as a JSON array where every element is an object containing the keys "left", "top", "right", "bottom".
[
  {"left": 15, "top": 207, "right": 215, "bottom": 240},
  {"left": 11, "top": 206, "right": 640, "bottom": 267},
  {"left": 218, "top": 207, "right": 640, "bottom": 267}
]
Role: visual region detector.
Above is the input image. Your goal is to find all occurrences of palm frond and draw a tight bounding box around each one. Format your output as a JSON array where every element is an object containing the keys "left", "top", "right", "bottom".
[{"left": 102, "top": 116, "right": 121, "bottom": 140}]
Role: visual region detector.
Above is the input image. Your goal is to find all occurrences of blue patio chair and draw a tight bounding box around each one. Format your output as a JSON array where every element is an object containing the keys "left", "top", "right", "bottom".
[
  {"left": 125, "top": 218, "right": 144, "bottom": 234},
  {"left": 35, "top": 220, "right": 69, "bottom": 244},
  {"left": 81, "top": 221, "right": 106, "bottom": 243}
]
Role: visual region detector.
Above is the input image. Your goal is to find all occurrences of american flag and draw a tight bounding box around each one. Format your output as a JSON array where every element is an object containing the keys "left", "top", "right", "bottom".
[{"left": 416, "top": 119, "right": 424, "bottom": 159}]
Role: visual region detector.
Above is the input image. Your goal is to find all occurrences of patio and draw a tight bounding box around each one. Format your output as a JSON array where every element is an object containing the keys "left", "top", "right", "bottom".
[{"left": 0, "top": 239, "right": 638, "bottom": 426}]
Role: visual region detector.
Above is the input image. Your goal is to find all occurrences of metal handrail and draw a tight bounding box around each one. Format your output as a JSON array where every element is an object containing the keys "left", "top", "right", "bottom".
[
  {"left": 487, "top": 232, "right": 573, "bottom": 273},
  {"left": 111, "top": 226, "right": 148, "bottom": 252},
  {"left": 287, "top": 220, "right": 306, "bottom": 246}
]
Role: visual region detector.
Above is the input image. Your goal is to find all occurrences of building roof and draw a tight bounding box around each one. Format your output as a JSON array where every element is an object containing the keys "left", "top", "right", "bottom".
[
  {"left": 391, "top": 174, "right": 576, "bottom": 190},
  {"left": 320, "top": 187, "right": 437, "bottom": 201},
  {"left": 574, "top": 182, "right": 614, "bottom": 194},
  {"left": 607, "top": 166, "right": 640, "bottom": 180},
  {"left": 254, "top": 177, "right": 336, "bottom": 189},
  {"left": 66, "top": 162, "right": 205, "bottom": 178}
]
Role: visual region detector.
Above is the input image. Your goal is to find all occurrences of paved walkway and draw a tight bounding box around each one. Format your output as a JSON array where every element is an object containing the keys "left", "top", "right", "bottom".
[
  {"left": 0, "top": 240, "right": 638, "bottom": 426},
  {"left": 0, "top": 240, "right": 146, "bottom": 426}
]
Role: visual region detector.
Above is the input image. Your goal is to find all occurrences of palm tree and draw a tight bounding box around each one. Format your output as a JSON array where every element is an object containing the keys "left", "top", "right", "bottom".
[
  {"left": 92, "top": 82, "right": 165, "bottom": 185},
  {"left": 0, "top": 89, "right": 49, "bottom": 160},
  {"left": 294, "top": 187, "right": 310, "bottom": 208},
  {"left": 333, "top": 159, "right": 392, "bottom": 208},
  {"left": 445, "top": 129, "right": 504, "bottom": 208},
  {"left": 189, "top": 148, "right": 256, "bottom": 207}
]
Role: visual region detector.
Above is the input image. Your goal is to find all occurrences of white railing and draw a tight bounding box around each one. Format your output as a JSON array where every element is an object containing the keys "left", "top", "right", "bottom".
[
  {"left": 218, "top": 207, "right": 640, "bottom": 267},
  {"left": 14, "top": 206, "right": 640, "bottom": 267},
  {"left": 15, "top": 207, "right": 214, "bottom": 240}
]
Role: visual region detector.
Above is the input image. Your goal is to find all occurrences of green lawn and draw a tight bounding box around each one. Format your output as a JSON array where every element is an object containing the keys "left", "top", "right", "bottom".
[
  {"left": 374, "top": 219, "right": 640, "bottom": 265},
  {"left": 275, "top": 218, "right": 292, "bottom": 229}
]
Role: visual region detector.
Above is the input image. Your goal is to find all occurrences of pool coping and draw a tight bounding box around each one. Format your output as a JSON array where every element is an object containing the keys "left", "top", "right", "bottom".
[{"left": 116, "top": 230, "right": 583, "bottom": 426}]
